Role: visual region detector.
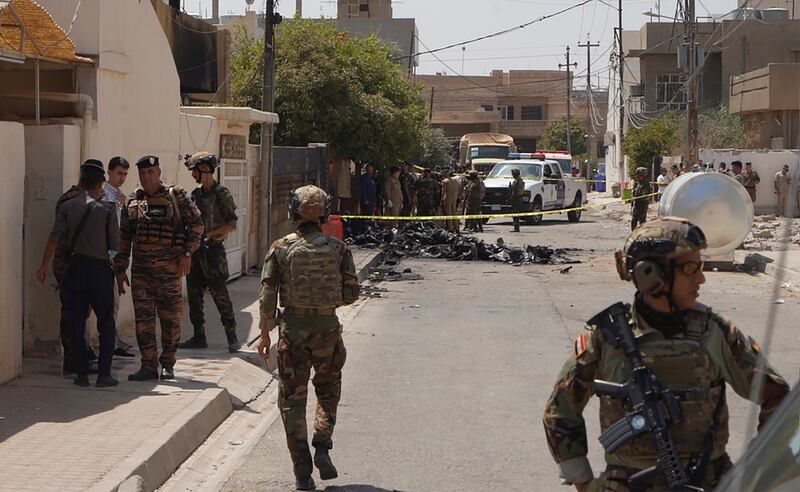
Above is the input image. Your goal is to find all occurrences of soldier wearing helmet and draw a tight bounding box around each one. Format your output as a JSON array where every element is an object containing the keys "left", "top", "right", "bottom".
[
  {"left": 508, "top": 168, "right": 525, "bottom": 232},
  {"left": 257, "top": 185, "right": 359, "bottom": 491},
  {"left": 543, "top": 217, "right": 789, "bottom": 492},
  {"left": 179, "top": 152, "right": 241, "bottom": 353},
  {"left": 630, "top": 167, "right": 653, "bottom": 231}
]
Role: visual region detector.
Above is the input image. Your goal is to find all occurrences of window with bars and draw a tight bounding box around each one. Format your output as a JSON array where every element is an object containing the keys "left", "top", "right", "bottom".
[
  {"left": 656, "top": 74, "right": 686, "bottom": 110},
  {"left": 521, "top": 106, "right": 543, "bottom": 120}
]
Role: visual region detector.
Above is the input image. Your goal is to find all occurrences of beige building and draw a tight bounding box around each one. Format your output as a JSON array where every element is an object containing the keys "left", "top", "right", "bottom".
[
  {"left": 0, "top": 0, "right": 276, "bottom": 383},
  {"left": 419, "top": 70, "right": 608, "bottom": 157},
  {"left": 730, "top": 63, "right": 800, "bottom": 148},
  {"left": 338, "top": 0, "right": 393, "bottom": 19}
]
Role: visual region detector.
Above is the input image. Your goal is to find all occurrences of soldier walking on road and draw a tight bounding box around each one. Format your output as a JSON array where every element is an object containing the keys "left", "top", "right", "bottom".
[
  {"left": 742, "top": 162, "right": 761, "bottom": 203},
  {"left": 464, "top": 170, "right": 485, "bottom": 232},
  {"left": 774, "top": 164, "right": 791, "bottom": 217},
  {"left": 257, "top": 185, "right": 359, "bottom": 491},
  {"left": 543, "top": 217, "right": 790, "bottom": 492},
  {"left": 179, "top": 152, "right": 241, "bottom": 353},
  {"left": 508, "top": 168, "right": 525, "bottom": 232},
  {"left": 630, "top": 167, "right": 651, "bottom": 231},
  {"left": 115, "top": 156, "right": 204, "bottom": 381}
]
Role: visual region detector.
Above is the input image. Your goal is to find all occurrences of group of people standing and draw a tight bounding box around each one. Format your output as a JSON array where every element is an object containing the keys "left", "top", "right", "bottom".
[
  {"left": 358, "top": 164, "right": 487, "bottom": 233},
  {"left": 37, "top": 152, "right": 240, "bottom": 387}
]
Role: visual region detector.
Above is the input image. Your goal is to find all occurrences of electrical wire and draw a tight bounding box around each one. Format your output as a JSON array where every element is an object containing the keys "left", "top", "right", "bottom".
[{"left": 392, "top": 0, "right": 594, "bottom": 61}]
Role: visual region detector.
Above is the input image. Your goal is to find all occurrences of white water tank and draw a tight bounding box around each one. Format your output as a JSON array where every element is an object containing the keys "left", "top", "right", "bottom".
[{"left": 659, "top": 172, "right": 753, "bottom": 256}]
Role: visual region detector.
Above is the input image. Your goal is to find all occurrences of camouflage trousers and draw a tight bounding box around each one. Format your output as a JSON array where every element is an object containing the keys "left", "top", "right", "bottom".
[
  {"left": 631, "top": 205, "right": 648, "bottom": 231},
  {"left": 277, "top": 314, "right": 347, "bottom": 479},
  {"left": 511, "top": 198, "right": 523, "bottom": 231},
  {"left": 465, "top": 201, "right": 483, "bottom": 232},
  {"left": 131, "top": 260, "right": 183, "bottom": 371},
  {"left": 187, "top": 243, "right": 236, "bottom": 339},
  {"left": 591, "top": 455, "right": 732, "bottom": 491}
]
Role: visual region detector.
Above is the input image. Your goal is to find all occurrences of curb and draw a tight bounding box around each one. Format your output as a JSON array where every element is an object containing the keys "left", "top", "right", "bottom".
[
  {"left": 356, "top": 250, "right": 385, "bottom": 283},
  {"left": 89, "top": 388, "right": 233, "bottom": 492},
  {"left": 743, "top": 252, "right": 800, "bottom": 283}
]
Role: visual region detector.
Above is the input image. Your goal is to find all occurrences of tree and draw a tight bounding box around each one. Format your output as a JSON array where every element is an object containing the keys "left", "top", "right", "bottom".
[
  {"left": 412, "top": 126, "right": 452, "bottom": 169},
  {"left": 623, "top": 116, "right": 679, "bottom": 178},
  {"left": 229, "top": 20, "right": 427, "bottom": 167},
  {"left": 538, "top": 117, "right": 587, "bottom": 157},
  {"left": 673, "top": 105, "right": 757, "bottom": 151}
]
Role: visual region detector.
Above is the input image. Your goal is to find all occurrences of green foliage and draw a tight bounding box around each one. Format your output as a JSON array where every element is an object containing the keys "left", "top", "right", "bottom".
[
  {"left": 623, "top": 116, "right": 679, "bottom": 179},
  {"left": 673, "top": 105, "right": 755, "bottom": 151},
  {"left": 539, "top": 117, "right": 587, "bottom": 157},
  {"left": 229, "top": 24, "right": 264, "bottom": 142},
  {"left": 413, "top": 126, "right": 453, "bottom": 169}
]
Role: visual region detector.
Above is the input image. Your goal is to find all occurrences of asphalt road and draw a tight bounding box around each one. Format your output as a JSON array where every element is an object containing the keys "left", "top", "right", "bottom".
[{"left": 223, "top": 206, "right": 800, "bottom": 492}]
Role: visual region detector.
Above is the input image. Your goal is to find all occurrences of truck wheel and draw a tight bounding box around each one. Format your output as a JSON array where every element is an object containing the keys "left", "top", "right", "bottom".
[
  {"left": 567, "top": 192, "right": 582, "bottom": 222},
  {"left": 526, "top": 197, "right": 543, "bottom": 225}
]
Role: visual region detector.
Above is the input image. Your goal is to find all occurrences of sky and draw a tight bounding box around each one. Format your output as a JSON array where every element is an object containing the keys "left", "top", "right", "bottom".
[{"left": 209, "top": 0, "right": 741, "bottom": 86}]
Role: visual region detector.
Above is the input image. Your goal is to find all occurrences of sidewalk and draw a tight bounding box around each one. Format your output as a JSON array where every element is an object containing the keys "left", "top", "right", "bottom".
[{"left": 0, "top": 249, "right": 381, "bottom": 492}]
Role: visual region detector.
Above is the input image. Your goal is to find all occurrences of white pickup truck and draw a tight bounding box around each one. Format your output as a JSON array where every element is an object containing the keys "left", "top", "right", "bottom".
[{"left": 480, "top": 159, "right": 584, "bottom": 224}]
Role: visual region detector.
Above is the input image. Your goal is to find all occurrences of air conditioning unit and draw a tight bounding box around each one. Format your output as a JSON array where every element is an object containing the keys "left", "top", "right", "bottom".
[{"left": 630, "top": 84, "right": 644, "bottom": 97}]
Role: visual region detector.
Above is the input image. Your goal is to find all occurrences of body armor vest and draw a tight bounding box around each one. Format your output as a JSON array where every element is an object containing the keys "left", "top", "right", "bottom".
[
  {"left": 127, "top": 189, "right": 185, "bottom": 248},
  {"left": 277, "top": 232, "right": 344, "bottom": 309},
  {"left": 597, "top": 306, "right": 728, "bottom": 470}
]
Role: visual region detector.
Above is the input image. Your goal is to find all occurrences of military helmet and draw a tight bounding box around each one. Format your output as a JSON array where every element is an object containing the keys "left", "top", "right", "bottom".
[
  {"left": 289, "top": 185, "right": 331, "bottom": 224},
  {"left": 468, "top": 170, "right": 479, "bottom": 179},
  {"left": 615, "top": 217, "right": 707, "bottom": 290},
  {"left": 511, "top": 168, "right": 521, "bottom": 176},
  {"left": 186, "top": 152, "right": 219, "bottom": 171},
  {"left": 634, "top": 167, "right": 648, "bottom": 177}
]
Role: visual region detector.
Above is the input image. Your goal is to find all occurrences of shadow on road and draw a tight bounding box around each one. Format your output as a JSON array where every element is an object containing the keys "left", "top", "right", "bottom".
[{"left": 324, "top": 486, "right": 406, "bottom": 492}]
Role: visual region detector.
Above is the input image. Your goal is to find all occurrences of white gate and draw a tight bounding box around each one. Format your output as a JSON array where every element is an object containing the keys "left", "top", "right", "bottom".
[{"left": 220, "top": 158, "right": 249, "bottom": 279}]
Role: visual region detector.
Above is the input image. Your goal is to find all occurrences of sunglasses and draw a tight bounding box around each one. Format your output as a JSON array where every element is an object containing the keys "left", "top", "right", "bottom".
[{"left": 675, "top": 260, "right": 704, "bottom": 275}]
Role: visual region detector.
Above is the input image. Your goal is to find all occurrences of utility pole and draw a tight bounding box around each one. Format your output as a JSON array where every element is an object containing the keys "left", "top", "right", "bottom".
[
  {"left": 685, "top": 0, "right": 700, "bottom": 166},
  {"left": 258, "top": 0, "right": 281, "bottom": 260},
  {"left": 558, "top": 46, "right": 578, "bottom": 154},
  {"left": 617, "top": 0, "right": 624, "bottom": 178},
  {"left": 428, "top": 87, "right": 435, "bottom": 122},
  {"left": 579, "top": 37, "right": 599, "bottom": 178}
]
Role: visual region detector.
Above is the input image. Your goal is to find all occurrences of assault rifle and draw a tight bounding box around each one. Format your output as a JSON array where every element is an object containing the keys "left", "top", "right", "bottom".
[{"left": 590, "top": 302, "right": 703, "bottom": 491}]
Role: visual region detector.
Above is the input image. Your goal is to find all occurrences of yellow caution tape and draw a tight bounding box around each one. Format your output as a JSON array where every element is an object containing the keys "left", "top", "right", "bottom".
[{"left": 338, "top": 191, "right": 662, "bottom": 222}]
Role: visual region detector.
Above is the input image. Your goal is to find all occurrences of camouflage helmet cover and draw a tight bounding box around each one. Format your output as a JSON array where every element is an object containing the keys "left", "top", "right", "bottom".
[
  {"left": 290, "top": 185, "right": 331, "bottom": 223},
  {"left": 511, "top": 168, "right": 521, "bottom": 176},
  {"left": 186, "top": 152, "right": 219, "bottom": 171},
  {"left": 615, "top": 216, "right": 707, "bottom": 281},
  {"left": 635, "top": 167, "right": 648, "bottom": 176}
]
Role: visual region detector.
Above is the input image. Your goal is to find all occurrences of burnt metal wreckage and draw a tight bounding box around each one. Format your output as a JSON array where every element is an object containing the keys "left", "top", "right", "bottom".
[{"left": 345, "top": 220, "right": 580, "bottom": 266}]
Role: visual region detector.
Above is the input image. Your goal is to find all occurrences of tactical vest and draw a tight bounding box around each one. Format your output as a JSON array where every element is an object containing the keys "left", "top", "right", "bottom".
[
  {"left": 597, "top": 306, "right": 728, "bottom": 470},
  {"left": 277, "top": 232, "right": 344, "bottom": 309},
  {"left": 127, "top": 188, "right": 185, "bottom": 248}
]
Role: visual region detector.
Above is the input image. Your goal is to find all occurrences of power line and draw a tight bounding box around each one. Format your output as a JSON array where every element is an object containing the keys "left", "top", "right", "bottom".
[{"left": 392, "top": 0, "right": 594, "bottom": 61}]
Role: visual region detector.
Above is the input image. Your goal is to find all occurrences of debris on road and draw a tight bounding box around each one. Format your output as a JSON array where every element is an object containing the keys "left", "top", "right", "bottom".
[
  {"left": 556, "top": 266, "right": 573, "bottom": 274},
  {"left": 347, "top": 221, "right": 580, "bottom": 266}
]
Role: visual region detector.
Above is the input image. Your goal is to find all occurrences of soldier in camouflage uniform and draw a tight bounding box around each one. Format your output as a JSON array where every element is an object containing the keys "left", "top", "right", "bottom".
[
  {"left": 742, "top": 162, "right": 761, "bottom": 203},
  {"left": 115, "top": 155, "right": 204, "bottom": 381},
  {"left": 179, "top": 152, "right": 241, "bottom": 353},
  {"left": 508, "top": 168, "right": 525, "bottom": 232},
  {"left": 257, "top": 185, "right": 359, "bottom": 491},
  {"left": 543, "top": 217, "right": 790, "bottom": 492},
  {"left": 413, "top": 168, "right": 437, "bottom": 217},
  {"left": 464, "top": 170, "right": 486, "bottom": 232},
  {"left": 630, "top": 167, "right": 652, "bottom": 231}
]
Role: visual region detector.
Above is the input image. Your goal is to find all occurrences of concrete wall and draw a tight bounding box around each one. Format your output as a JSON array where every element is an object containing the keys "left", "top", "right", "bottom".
[
  {"left": 0, "top": 122, "right": 25, "bottom": 382},
  {"left": 23, "top": 125, "right": 81, "bottom": 355},
  {"left": 700, "top": 148, "right": 800, "bottom": 215}
]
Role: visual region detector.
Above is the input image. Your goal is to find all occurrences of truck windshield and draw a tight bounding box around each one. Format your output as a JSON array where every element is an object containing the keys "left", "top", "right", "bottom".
[
  {"left": 469, "top": 146, "right": 510, "bottom": 160},
  {"left": 488, "top": 163, "right": 542, "bottom": 179}
]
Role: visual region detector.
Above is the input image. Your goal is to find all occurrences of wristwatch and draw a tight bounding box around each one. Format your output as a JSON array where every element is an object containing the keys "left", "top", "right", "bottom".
[{"left": 183, "top": 251, "right": 192, "bottom": 258}]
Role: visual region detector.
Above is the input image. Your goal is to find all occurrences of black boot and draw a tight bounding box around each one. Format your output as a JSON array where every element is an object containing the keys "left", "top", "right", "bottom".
[
  {"left": 179, "top": 334, "right": 208, "bottom": 349},
  {"left": 295, "top": 476, "right": 316, "bottom": 491},
  {"left": 96, "top": 375, "right": 119, "bottom": 387},
  {"left": 226, "top": 331, "right": 242, "bottom": 353},
  {"left": 313, "top": 446, "right": 338, "bottom": 480},
  {"left": 73, "top": 374, "right": 90, "bottom": 387},
  {"left": 128, "top": 367, "right": 159, "bottom": 381},
  {"left": 161, "top": 365, "right": 175, "bottom": 380}
]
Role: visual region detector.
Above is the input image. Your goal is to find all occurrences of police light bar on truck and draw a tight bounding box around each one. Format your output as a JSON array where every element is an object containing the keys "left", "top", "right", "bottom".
[{"left": 507, "top": 152, "right": 546, "bottom": 160}]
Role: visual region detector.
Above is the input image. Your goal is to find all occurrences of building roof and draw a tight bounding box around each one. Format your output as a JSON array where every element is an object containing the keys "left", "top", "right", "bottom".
[
  {"left": 180, "top": 106, "right": 279, "bottom": 124},
  {"left": 0, "top": 0, "right": 92, "bottom": 64}
]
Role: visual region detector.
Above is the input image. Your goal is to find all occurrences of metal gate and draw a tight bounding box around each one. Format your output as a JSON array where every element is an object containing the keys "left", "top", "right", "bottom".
[{"left": 220, "top": 158, "right": 249, "bottom": 279}]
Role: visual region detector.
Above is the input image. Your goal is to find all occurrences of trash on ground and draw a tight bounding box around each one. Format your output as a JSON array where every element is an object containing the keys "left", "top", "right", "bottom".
[
  {"left": 346, "top": 221, "right": 580, "bottom": 266},
  {"left": 774, "top": 298, "right": 785, "bottom": 304},
  {"left": 556, "top": 266, "right": 573, "bottom": 274}
]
